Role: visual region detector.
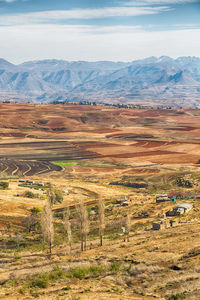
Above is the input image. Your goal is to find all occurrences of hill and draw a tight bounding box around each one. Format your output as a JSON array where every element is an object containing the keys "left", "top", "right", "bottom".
[{"left": 0, "top": 104, "right": 200, "bottom": 299}]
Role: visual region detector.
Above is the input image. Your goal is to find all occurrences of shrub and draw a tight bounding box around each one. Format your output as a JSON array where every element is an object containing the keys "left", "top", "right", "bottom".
[
  {"left": 69, "top": 267, "right": 90, "bottom": 280},
  {"left": 167, "top": 293, "right": 186, "bottom": 300},
  {"left": 24, "top": 191, "right": 36, "bottom": 198},
  {"left": 89, "top": 265, "right": 106, "bottom": 275},
  {"left": 48, "top": 265, "right": 66, "bottom": 281},
  {"left": 83, "top": 288, "right": 91, "bottom": 292},
  {"left": 63, "top": 286, "right": 71, "bottom": 291},
  {"left": 27, "top": 266, "right": 66, "bottom": 291},
  {"left": 29, "top": 274, "right": 49, "bottom": 289},
  {"left": 30, "top": 207, "right": 41, "bottom": 216},
  {"left": 18, "top": 288, "right": 26, "bottom": 295},
  {"left": 30, "top": 288, "right": 41, "bottom": 297},
  {"left": 7, "top": 222, "right": 12, "bottom": 230},
  {"left": 0, "top": 181, "right": 9, "bottom": 189},
  {"left": 69, "top": 265, "right": 106, "bottom": 280},
  {"left": 110, "top": 261, "right": 121, "bottom": 273}
]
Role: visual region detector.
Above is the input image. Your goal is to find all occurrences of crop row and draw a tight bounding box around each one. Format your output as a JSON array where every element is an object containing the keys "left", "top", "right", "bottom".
[{"left": 0, "top": 160, "right": 62, "bottom": 177}]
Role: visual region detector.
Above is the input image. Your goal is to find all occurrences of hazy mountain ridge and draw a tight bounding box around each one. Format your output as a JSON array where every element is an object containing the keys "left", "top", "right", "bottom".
[{"left": 0, "top": 56, "right": 200, "bottom": 107}]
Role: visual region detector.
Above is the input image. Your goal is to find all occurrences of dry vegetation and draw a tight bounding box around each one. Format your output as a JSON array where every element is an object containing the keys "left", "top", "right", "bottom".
[{"left": 0, "top": 103, "right": 200, "bottom": 299}]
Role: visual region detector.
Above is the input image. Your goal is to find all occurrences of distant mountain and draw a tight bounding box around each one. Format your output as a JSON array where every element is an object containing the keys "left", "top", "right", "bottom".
[
  {"left": 0, "top": 56, "right": 200, "bottom": 107},
  {"left": 0, "top": 58, "right": 16, "bottom": 70}
]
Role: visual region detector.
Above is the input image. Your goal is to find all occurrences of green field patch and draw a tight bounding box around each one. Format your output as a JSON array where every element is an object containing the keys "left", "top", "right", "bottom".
[
  {"left": 51, "top": 160, "right": 76, "bottom": 166},
  {"left": 78, "top": 161, "right": 120, "bottom": 168}
]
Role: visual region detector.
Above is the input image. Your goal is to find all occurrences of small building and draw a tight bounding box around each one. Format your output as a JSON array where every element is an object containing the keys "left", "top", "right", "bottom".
[
  {"left": 166, "top": 202, "right": 192, "bottom": 216},
  {"left": 64, "top": 189, "right": 69, "bottom": 194},
  {"left": 121, "top": 201, "right": 129, "bottom": 206},
  {"left": 152, "top": 219, "right": 177, "bottom": 230},
  {"left": 156, "top": 194, "right": 170, "bottom": 203},
  {"left": 28, "top": 180, "right": 35, "bottom": 184},
  {"left": 152, "top": 221, "right": 166, "bottom": 230},
  {"left": 121, "top": 226, "right": 126, "bottom": 233},
  {"left": 116, "top": 195, "right": 129, "bottom": 204},
  {"left": 19, "top": 179, "right": 26, "bottom": 183}
]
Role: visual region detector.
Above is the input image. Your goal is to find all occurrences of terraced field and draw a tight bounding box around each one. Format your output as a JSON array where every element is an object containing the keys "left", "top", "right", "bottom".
[
  {"left": 0, "top": 160, "right": 62, "bottom": 177},
  {"left": 0, "top": 140, "right": 101, "bottom": 176}
]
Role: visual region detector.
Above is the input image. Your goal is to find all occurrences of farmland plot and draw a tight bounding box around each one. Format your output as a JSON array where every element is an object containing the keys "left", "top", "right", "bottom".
[{"left": 0, "top": 160, "right": 62, "bottom": 177}]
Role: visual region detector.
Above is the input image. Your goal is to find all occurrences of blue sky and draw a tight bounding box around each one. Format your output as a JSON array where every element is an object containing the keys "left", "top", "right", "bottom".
[{"left": 0, "top": 0, "right": 199, "bottom": 63}]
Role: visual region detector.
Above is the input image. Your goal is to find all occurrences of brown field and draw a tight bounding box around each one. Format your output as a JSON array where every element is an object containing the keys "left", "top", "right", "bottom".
[
  {"left": 1, "top": 104, "right": 200, "bottom": 299},
  {"left": 1, "top": 104, "right": 200, "bottom": 172}
]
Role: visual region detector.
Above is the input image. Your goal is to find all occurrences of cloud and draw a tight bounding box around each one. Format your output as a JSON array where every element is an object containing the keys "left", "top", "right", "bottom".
[
  {"left": 0, "top": 6, "right": 171, "bottom": 25},
  {"left": 0, "top": 24, "right": 199, "bottom": 64},
  {"left": 124, "top": 0, "right": 199, "bottom": 5},
  {"left": 0, "top": 0, "right": 16, "bottom": 2}
]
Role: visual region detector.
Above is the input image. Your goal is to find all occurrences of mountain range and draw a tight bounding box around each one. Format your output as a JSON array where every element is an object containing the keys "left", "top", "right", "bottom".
[{"left": 0, "top": 56, "right": 200, "bottom": 107}]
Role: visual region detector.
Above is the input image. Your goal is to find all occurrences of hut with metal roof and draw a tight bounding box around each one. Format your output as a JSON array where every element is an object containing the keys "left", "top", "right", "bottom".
[
  {"left": 155, "top": 194, "right": 170, "bottom": 203},
  {"left": 166, "top": 202, "right": 192, "bottom": 216}
]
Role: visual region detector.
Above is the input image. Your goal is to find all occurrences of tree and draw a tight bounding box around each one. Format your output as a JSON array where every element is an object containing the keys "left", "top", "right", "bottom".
[
  {"left": 22, "top": 215, "right": 38, "bottom": 233},
  {"left": 54, "top": 189, "right": 63, "bottom": 204},
  {"left": 47, "top": 186, "right": 56, "bottom": 205},
  {"left": 22, "top": 207, "right": 41, "bottom": 233},
  {"left": 76, "top": 199, "right": 89, "bottom": 251},
  {"left": 41, "top": 197, "right": 54, "bottom": 256},
  {"left": 47, "top": 186, "right": 63, "bottom": 204},
  {"left": 125, "top": 214, "right": 131, "bottom": 242},
  {"left": 98, "top": 196, "right": 105, "bottom": 246},
  {"left": 7, "top": 222, "right": 12, "bottom": 236},
  {"left": 24, "top": 191, "right": 36, "bottom": 198},
  {"left": 63, "top": 208, "right": 72, "bottom": 254}
]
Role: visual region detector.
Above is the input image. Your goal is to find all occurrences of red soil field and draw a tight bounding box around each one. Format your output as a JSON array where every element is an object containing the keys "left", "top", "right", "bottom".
[
  {"left": 125, "top": 168, "right": 160, "bottom": 174},
  {"left": 0, "top": 103, "right": 200, "bottom": 176},
  {"left": 104, "top": 150, "right": 180, "bottom": 158},
  {"left": 167, "top": 126, "right": 198, "bottom": 131}
]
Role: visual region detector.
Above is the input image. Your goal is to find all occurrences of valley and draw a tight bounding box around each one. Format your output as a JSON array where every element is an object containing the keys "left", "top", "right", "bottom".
[{"left": 0, "top": 103, "right": 200, "bottom": 299}]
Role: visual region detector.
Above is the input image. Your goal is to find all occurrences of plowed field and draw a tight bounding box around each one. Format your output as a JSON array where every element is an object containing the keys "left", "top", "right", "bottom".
[
  {"left": 0, "top": 160, "right": 62, "bottom": 176},
  {"left": 1, "top": 104, "right": 200, "bottom": 177}
]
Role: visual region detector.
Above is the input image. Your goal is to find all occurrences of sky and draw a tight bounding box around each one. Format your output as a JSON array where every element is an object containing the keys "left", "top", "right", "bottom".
[{"left": 0, "top": 0, "right": 200, "bottom": 64}]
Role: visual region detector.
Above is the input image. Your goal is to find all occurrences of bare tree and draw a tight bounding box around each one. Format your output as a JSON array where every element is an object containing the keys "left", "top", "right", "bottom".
[
  {"left": 98, "top": 196, "right": 105, "bottom": 246},
  {"left": 83, "top": 204, "right": 89, "bottom": 251},
  {"left": 41, "top": 198, "right": 54, "bottom": 256},
  {"left": 47, "top": 186, "right": 56, "bottom": 206},
  {"left": 125, "top": 214, "right": 131, "bottom": 242},
  {"left": 76, "top": 199, "right": 89, "bottom": 251},
  {"left": 22, "top": 215, "right": 38, "bottom": 233},
  {"left": 63, "top": 207, "right": 72, "bottom": 254}
]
